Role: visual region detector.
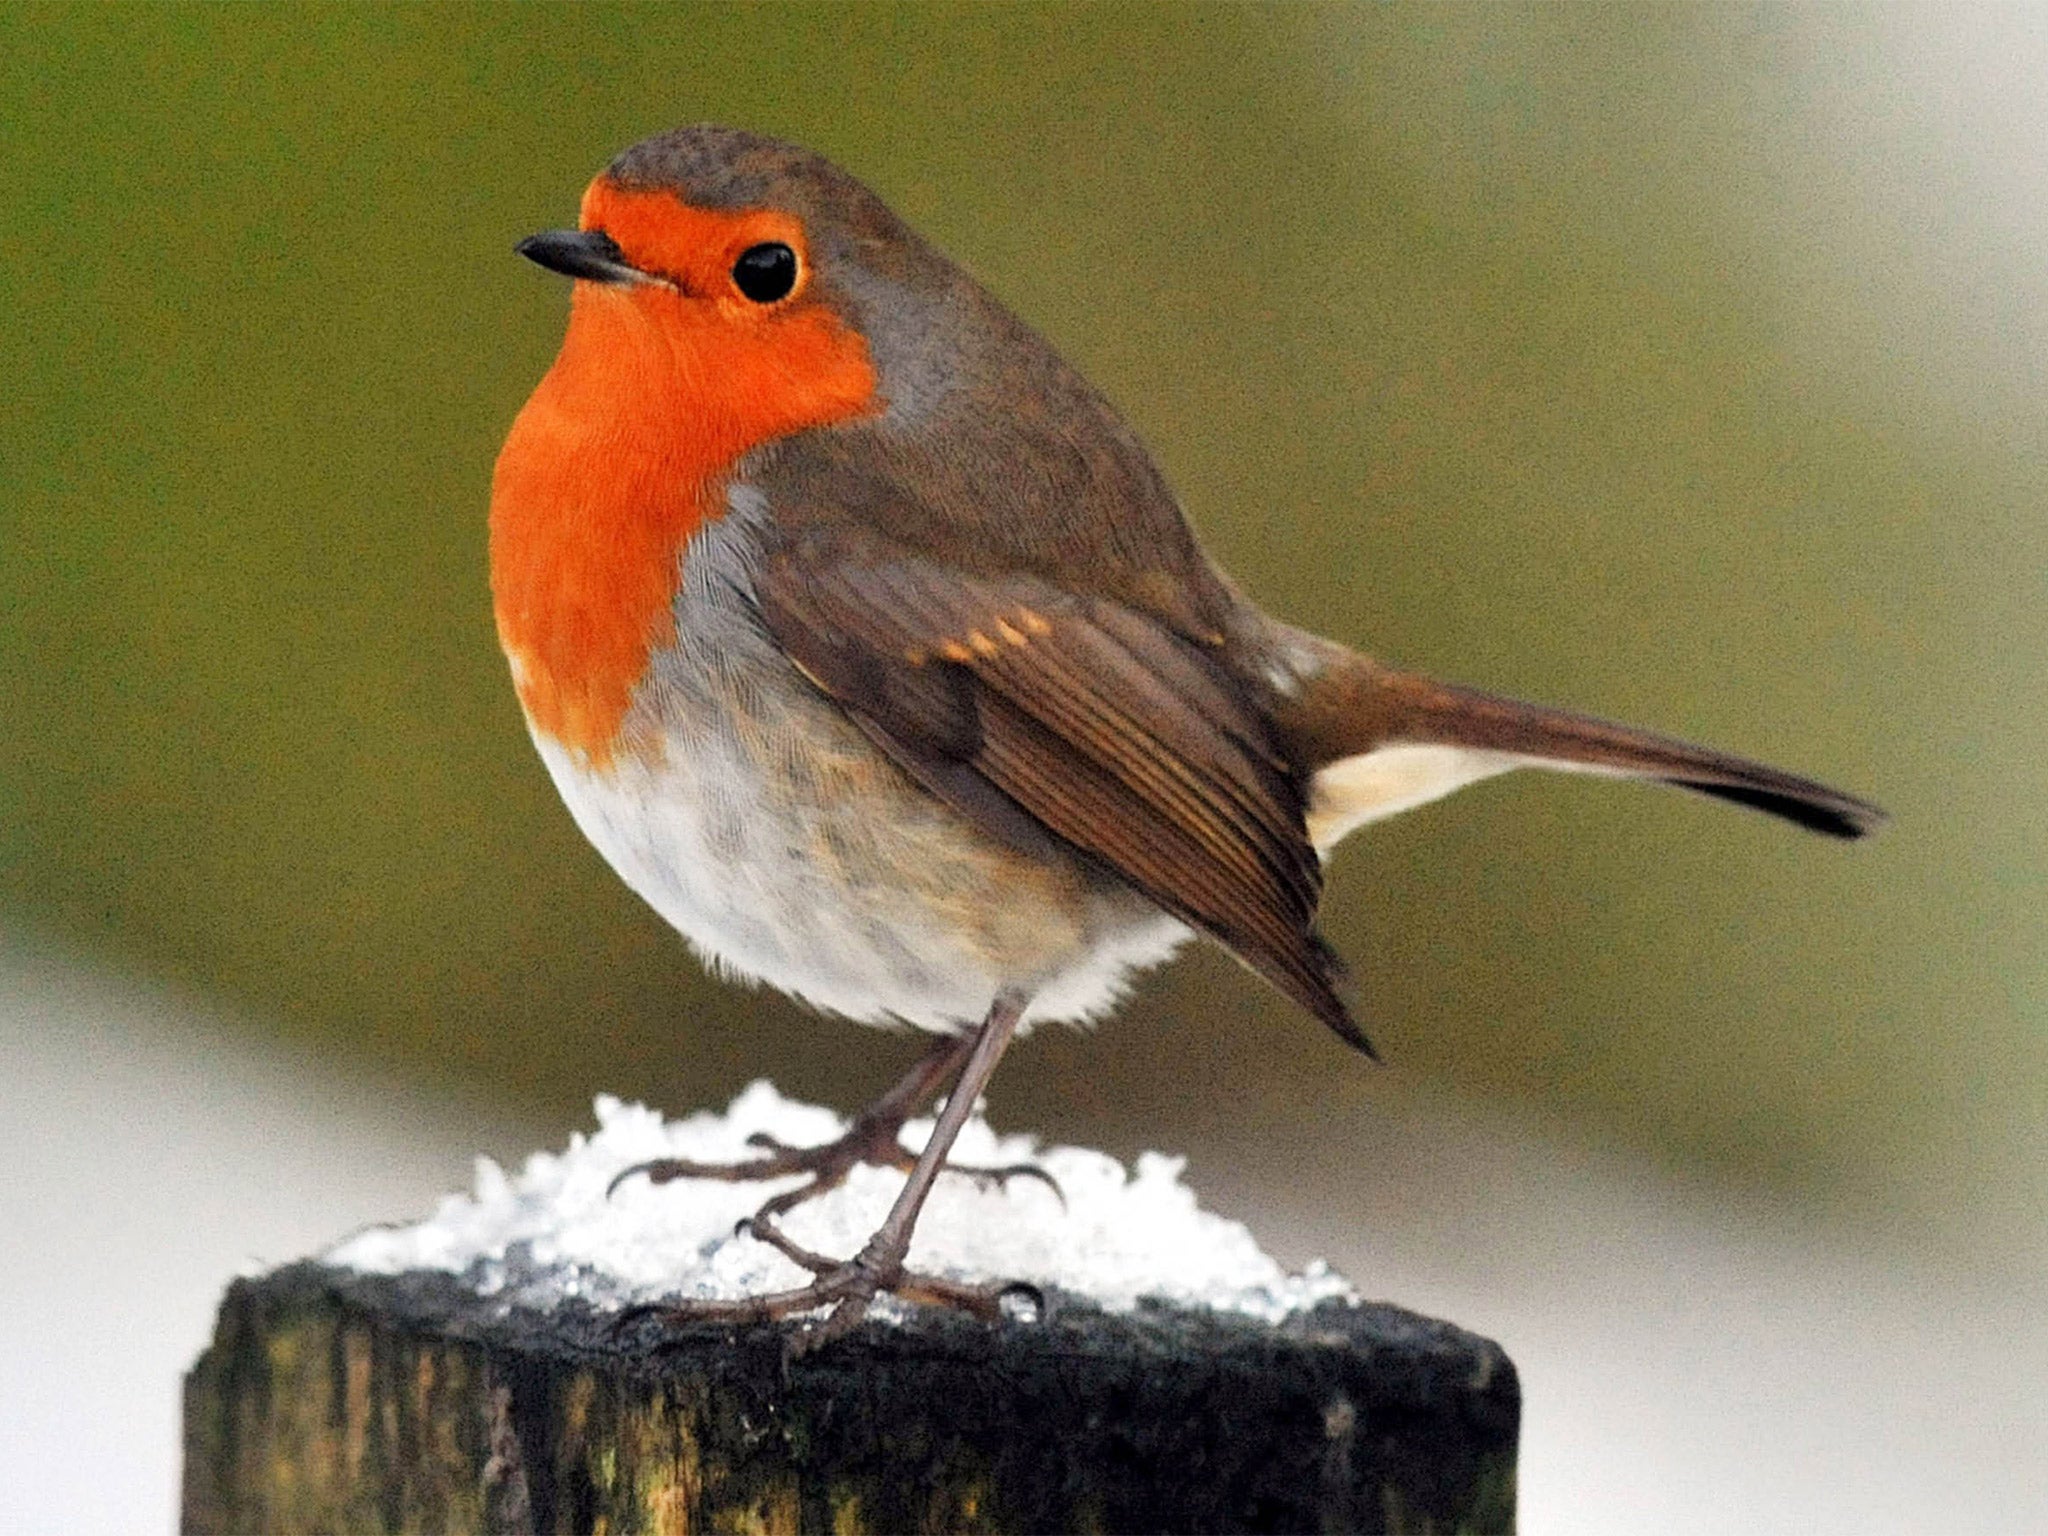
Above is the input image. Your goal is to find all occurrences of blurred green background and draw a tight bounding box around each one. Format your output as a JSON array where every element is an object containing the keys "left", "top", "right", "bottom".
[{"left": 2, "top": 5, "right": 2040, "bottom": 1275}]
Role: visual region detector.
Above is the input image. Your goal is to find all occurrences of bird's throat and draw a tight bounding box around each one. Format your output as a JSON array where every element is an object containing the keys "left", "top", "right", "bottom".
[{"left": 490, "top": 270, "right": 877, "bottom": 766}]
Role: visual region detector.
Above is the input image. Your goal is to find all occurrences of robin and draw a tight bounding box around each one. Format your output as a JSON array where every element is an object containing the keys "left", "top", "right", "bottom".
[{"left": 491, "top": 125, "right": 1882, "bottom": 1344}]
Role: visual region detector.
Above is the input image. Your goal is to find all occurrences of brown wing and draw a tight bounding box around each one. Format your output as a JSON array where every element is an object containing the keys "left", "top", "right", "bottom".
[{"left": 753, "top": 530, "right": 1367, "bottom": 1052}]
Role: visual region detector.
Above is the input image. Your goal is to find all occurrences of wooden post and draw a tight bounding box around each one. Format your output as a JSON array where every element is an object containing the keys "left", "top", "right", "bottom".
[{"left": 184, "top": 1261, "right": 1517, "bottom": 1533}]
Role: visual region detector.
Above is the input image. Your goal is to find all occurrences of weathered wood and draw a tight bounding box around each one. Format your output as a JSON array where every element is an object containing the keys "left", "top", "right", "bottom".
[{"left": 183, "top": 1262, "right": 1517, "bottom": 1534}]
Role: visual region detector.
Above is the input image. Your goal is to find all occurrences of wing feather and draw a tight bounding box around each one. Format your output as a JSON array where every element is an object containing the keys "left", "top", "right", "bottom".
[{"left": 753, "top": 532, "right": 1365, "bottom": 1049}]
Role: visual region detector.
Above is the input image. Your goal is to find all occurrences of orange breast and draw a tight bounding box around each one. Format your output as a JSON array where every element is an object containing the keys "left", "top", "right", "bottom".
[{"left": 490, "top": 186, "right": 879, "bottom": 767}]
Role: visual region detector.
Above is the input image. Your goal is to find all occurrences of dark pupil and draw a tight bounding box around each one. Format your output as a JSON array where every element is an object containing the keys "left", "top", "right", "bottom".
[{"left": 732, "top": 243, "right": 798, "bottom": 302}]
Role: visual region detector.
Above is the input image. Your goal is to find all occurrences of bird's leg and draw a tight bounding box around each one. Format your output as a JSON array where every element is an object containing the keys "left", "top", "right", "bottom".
[
  {"left": 644, "top": 991, "right": 1034, "bottom": 1348},
  {"left": 607, "top": 1024, "right": 1058, "bottom": 1216}
]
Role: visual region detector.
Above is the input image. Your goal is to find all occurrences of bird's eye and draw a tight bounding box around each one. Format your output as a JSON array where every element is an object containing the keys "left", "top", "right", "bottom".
[{"left": 732, "top": 242, "right": 799, "bottom": 303}]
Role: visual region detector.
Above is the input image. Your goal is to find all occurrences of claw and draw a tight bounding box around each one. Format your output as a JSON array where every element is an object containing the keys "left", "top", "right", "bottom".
[
  {"left": 606, "top": 1161, "right": 653, "bottom": 1198},
  {"left": 950, "top": 1160, "right": 1067, "bottom": 1209},
  {"left": 994, "top": 1279, "right": 1046, "bottom": 1322}
]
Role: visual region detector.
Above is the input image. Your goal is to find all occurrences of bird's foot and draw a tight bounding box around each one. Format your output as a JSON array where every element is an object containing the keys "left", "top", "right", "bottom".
[
  {"left": 628, "top": 1215, "right": 1041, "bottom": 1357},
  {"left": 747, "top": 1127, "right": 1064, "bottom": 1206},
  {"left": 613, "top": 995, "right": 1041, "bottom": 1357},
  {"left": 606, "top": 1107, "right": 1063, "bottom": 1221}
]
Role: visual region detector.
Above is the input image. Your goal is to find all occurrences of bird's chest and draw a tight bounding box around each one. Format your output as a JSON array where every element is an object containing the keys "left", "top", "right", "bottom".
[{"left": 524, "top": 511, "right": 1125, "bottom": 1029}]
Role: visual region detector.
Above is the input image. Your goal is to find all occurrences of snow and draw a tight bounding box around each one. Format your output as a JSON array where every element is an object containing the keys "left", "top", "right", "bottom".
[{"left": 329, "top": 1082, "right": 1355, "bottom": 1323}]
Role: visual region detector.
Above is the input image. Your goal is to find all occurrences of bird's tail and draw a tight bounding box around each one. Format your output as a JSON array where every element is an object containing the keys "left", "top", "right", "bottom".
[{"left": 1263, "top": 635, "right": 1885, "bottom": 852}]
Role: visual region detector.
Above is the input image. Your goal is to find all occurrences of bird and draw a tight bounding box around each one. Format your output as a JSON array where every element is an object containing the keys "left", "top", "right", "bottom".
[{"left": 490, "top": 124, "right": 1883, "bottom": 1345}]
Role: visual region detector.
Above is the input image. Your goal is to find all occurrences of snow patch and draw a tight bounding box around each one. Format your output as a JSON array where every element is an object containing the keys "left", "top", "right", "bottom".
[{"left": 329, "top": 1083, "right": 1355, "bottom": 1324}]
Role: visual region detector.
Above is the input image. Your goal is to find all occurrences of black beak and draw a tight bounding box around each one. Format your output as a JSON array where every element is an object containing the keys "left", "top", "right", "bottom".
[{"left": 515, "top": 228, "right": 653, "bottom": 286}]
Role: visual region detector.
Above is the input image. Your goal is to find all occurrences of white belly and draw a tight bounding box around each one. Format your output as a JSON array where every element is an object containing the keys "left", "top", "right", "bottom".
[
  {"left": 525, "top": 510, "right": 1187, "bottom": 1032},
  {"left": 533, "top": 729, "right": 1188, "bottom": 1032}
]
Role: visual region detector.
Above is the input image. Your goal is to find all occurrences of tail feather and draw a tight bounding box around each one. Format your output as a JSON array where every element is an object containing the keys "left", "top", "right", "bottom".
[{"left": 1271, "top": 647, "right": 1886, "bottom": 848}]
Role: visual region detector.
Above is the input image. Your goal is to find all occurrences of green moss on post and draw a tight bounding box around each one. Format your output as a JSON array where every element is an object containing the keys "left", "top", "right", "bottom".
[{"left": 184, "top": 1263, "right": 1517, "bottom": 1533}]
